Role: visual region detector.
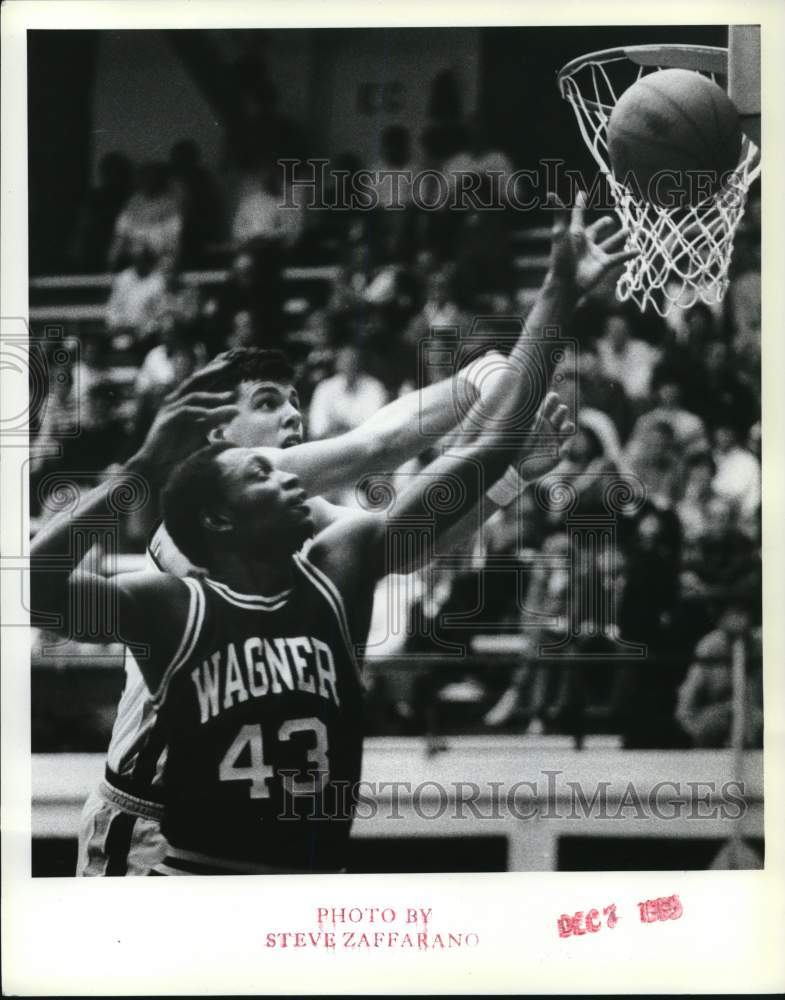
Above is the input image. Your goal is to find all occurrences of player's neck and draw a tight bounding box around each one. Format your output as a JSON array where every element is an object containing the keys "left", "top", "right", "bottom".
[{"left": 209, "top": 551, "right": 296, "bottom": 597}]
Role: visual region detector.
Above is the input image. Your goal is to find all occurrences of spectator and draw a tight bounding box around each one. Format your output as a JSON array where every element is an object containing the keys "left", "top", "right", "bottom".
[
  {"left": 711, "top": 424, "right": 761, "bottom": 524},
  {"left": 71, "top": 151, "right": 133, "bottom": 272},
  {"left": 105, "top": 241, "right": 165, "bottom": 346},
  {"left": 108, "top": 161, "right": 182, "bottom": 270},
  {"left": 493, "top": 542, "right": 631, "bottom": 739},
  {"left": 613, "top": 507, "right": 687, "bottom": 748},
  {"left": 403, "top": 264, "right": 470, "bottom": 356},
  {"left": 132, "top": 313, "right": 208, "bottom": 448},
  {"left": 319, "top": 152, "right": 365, "bottom": 247},
  {"left": 680, "top": 496, "right": 759, "bottom": 607},
  {"left": 169, "top": 139, "right": 224, "bottom": 266},
  {"left": 563, "top": 342, "right": 634, "bottom": 442},
  {"left": 453, "top": 201, "right": 512, "bottom": 301},
  {"left": 483, "top": 532, "right": 571, "bottom": 732},
  {"left": 677, "top": 451, "right": 719, "bottom": 544},
  {"left": 443, "top": 116, "right": 514, "bottom": 298},
  {"left": 443, "top": 115, "right": 514, "bottom": 205},
  {"left": 75, "top": 381, "right": 131, "bottom": 474},
  {"left": 327, "top": 245, "right": 374, "bottom": 315},
  {"left": 204, "top": 246, "right": 284, "bottom": 352},
  {"left": 685, "top": 338, "right": 758, "bottom": 435},
  {"left": 675, "top": 601, "right": 763, "bottom": 749},
  {"left": 71, "top": 330, "right": 110, "bottom": 431},
  {"left": 629, "top": 366, "right": 708, "bottom": 452},
  {"left": 368, "top": 124, "right": 417, "bottom": 210},
  {"left": 307, "top": 342, "right": 388, "bottom": 440},
  {"left": 145, "top": 251, "right": 201, "bottom": 334},
  {"left": 660, "top": 302, "right": 721, "bottom": 413},
  {"left": 624, "top": 419, "right": 683, "bottom": 509},
  {"left": 595, "top": 310, "right": 661, "bottom": 406},
  {"left": 412, "top": 123, "right": 460, "bottom": 254},
  {"left": 684, "top": 300, "right": 717, "bottom": 341},
  {"left": 662, "top": 298, "right": 717, "bottom": 358},
  {"left": 559, "top": 545, "right": 633, "bottom": 739},
  {"left": 227, "top": 310, "right": 258, "bottom": 349},
  {"left": 231, "top": 161, "right": 304, "bottom": 249}
]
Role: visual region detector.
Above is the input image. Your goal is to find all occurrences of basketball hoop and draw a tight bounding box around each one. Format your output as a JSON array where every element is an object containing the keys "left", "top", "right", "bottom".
[{"left": 558, "top": 45, "right": 760, "bottom": 316}]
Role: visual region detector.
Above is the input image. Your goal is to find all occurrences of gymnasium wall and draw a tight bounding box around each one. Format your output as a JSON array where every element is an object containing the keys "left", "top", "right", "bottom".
[
  {"left": 91, "top": 30, "right": 225, "bottom": 176},
  {"left": 308, "top": 27, "right": 480, "bottom": 162},
  {"left": 89, "top": 28, "right": 481, "bottom": 176}
]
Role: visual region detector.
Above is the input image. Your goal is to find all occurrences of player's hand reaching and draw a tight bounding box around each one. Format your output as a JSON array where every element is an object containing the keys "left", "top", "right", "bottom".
[
  {"left": 129, "top": 388, "right": 239, "bottom": 484},
  {"left": 163, "top": 351, "right": 233, "bottom": 403},
  {"left": 518, "top": 390, "right": 575, "bottom": 482},
  {"left": 547, "top": 190, "right": 638, "bottom": 294}
]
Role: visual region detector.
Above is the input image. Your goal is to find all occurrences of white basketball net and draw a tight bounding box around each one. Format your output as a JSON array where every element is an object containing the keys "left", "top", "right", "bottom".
[{"left": 558, "top": 46, "right": 761, "bottom": 316}]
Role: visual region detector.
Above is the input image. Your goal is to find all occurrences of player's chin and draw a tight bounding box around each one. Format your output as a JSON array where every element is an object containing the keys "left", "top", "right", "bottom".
[{"left": 291, "top": 506, "right": 315, "bottom": 539}]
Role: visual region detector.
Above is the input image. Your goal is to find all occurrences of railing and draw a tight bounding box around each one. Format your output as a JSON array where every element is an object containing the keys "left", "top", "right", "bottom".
[
  {"left": 27, "top": 224, "right": 554, "bottom": 325},
  {"left": 31, "top": 646, "right": 756, "bottom": 752}
]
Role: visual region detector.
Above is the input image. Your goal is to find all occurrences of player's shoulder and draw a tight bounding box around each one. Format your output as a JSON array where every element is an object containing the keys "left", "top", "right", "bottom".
[
  {"left": 148, "top": 520, "right": 205, "bottom": 578},
  {"left": 306, "top": 496, "right": 357, "bottom": 532},
  {"left": 121, "top": 569, "right": 194, "bottom": 606},
  {"left": 311, "top": 507, "right": 379, "bottom": 546},
  {"left": 306, "top": 509, "right": 380, "bottom": 575}
]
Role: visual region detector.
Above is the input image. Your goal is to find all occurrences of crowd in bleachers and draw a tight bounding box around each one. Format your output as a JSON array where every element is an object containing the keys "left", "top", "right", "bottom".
[{"left": 30, "top": 106, "right": 762, "bottom": 753}]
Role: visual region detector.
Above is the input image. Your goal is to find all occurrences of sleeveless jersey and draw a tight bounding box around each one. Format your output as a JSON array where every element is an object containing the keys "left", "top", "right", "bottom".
[
  {"left": 152, "top": 553, "right": 364, "bottom": 873},
  {"left": 105, "top": 519, "right": 327, "bottom": 806}
]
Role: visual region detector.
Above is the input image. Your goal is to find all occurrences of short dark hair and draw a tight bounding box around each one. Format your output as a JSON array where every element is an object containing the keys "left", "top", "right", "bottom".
[
  {"left": 161, "top": 441, "right": 236, "bottom": 570},
  {"left": 196, "top": 348, "right": 296, "bottom": 398}
]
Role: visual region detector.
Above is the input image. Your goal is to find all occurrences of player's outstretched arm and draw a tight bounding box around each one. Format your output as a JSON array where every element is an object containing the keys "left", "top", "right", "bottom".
[
  {"left": 272, "top": 368, "right": 482, "bottom": 496},
  {"left": 29, "top": 389, "right": 237, "bottom": 679},
  {"left": 307, "top": 196, "right": 638, "bottom": 607},
  {"left": 434, "top": 390, "right": 575, "bottom": 553},
  {"left": 29, "top": 458, "right": 191, "bottom": 687},
  {"left": 417, "top": 192, "right": 638, "bottom": 540}
]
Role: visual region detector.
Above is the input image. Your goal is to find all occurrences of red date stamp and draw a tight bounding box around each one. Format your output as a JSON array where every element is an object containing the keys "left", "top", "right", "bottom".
[
  {"left": 556, "top": 895, "right": 683, "bottom": 938},
  {"left": 557, "top": 904, "right": 618, "bottom": 938},
  {"left": 637, "top": 894, "right": 683, "bottom": 923}
]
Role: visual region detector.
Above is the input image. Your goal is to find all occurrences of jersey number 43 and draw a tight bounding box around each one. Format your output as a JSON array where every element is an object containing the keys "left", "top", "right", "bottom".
[{"left": 218, "top": 718, "right": 329, "bottom": 799}]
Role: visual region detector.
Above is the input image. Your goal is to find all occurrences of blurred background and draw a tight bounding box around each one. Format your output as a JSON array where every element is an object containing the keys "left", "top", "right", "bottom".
[{"left": 28, "top": 26, "right": 762, "bottom": 874}]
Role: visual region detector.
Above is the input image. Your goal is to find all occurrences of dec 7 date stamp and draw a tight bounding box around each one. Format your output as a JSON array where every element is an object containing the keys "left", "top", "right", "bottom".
[{"left": 557, "top": 894, "right": 683, "bottom": 938}]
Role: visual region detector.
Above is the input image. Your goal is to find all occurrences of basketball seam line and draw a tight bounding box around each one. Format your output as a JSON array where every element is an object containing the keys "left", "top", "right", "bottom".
[{"left": 638, "top": 75, "right": 721, "bottom": 155}]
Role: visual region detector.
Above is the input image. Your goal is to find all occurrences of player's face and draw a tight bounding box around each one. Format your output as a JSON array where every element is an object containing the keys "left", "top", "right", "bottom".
[
  {"left": 221, "top": 380, "right": 304, "bottom": 449},
  {"left": 215, "top": 447, "right": 313, "bottom": 553}
]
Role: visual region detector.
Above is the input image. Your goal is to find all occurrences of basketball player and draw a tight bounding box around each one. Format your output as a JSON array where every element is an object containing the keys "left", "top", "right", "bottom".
[
  {"left": 32, "top": 194, "right": 635, "bottom": 873},
  {"left": 77, "top": 346, "right": 505, "bottom": 874}
]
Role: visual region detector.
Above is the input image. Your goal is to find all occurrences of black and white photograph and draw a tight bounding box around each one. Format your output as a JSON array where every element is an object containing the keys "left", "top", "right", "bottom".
[{"left": 2, "top": 1, "right": 784, "bottom": 994}]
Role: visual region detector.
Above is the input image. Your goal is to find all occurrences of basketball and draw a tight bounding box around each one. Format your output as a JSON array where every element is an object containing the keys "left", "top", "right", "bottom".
[{"left": 607, "top": 68, "right": 743, "bottom": 206}]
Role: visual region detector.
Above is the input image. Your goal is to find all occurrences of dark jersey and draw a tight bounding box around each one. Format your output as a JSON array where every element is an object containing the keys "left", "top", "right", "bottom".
[{"left": 152, "top": 552, "right": 364, "bottom": 873}]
